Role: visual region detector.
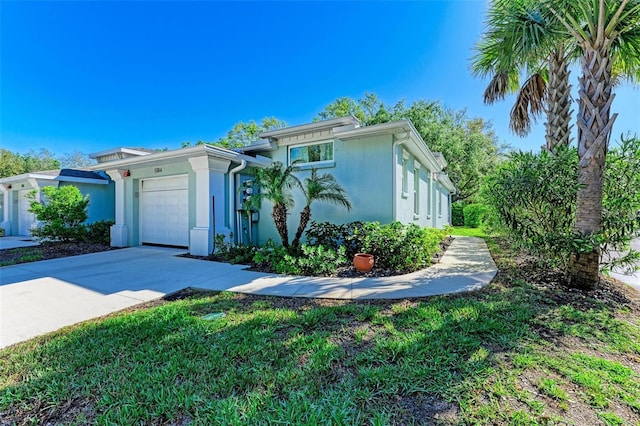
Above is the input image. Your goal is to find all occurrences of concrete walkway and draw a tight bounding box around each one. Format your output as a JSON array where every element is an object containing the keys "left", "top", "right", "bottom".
[{"left": 0, "top": 237, "right": 496, "bottom": 348}]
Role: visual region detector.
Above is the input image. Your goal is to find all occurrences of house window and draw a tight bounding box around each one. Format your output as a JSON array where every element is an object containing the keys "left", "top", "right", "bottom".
[
  {"left": 413, "top": 167, "right": 420, "bottom": 216},
  {"left": 289, "top": 141, "right": 333, "bottom": 166},
  {"left": 437, "top": 183, "right": 443, "bottom": 217},
  {"left": 426, "top": 171, "right": 431, "bottom": 217},
  {"left": 401, "top": 150, "right": 409, "bottom": 197}
]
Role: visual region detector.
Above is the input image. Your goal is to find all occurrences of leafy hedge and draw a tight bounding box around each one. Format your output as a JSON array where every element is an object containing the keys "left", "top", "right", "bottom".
[
  {"left": 451, "top": 202, "right": 465, "bottom": 226},
  {"left": 482, "top": 136, "right": 640, "bottom": 272},
  {"left": 212, "top": 221, "right": 449, "bottom": 276},
  {"left": 463, "top": 204, "right": 487, "bottom": 228}
]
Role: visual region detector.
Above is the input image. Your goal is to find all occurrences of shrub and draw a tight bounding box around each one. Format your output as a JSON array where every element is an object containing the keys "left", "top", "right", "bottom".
[
  {"left": 252, "top": 240, "right": 301, "bottom": 275},
  {"left": 349, "top": 222, "right": 446, "bottom": 273},
  {"left": 28, "top": 186, "right": 89, "bottom": 242},
  {"left": 210, "top": 234, "right": 257, "bottom": 264},
  {"left": 463, "top": 204, "right": 487, "bottom": 228},
  {"left": 482, "top": 137, "right": 640, "bottom": 272},
  {"left": 451, "top": 202, "right": 465, "bottom": 226},
  {"left": 85, "top": 220, "right": 114, "bottom": 245},
  {"left": 295, "top": 244, "right": 348, "bottom": 276},
  {"left": 305, "top": 220, "right": 363, "bottom": 257}
]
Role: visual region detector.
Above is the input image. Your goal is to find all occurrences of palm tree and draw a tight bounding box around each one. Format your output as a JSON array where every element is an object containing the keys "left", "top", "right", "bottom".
[
  {"left": 291, "top": 169, "right": 352, "bottom": 247},
  {"left": 471, "top": 0, "right": 575, "bottom": 153},
  {"left": 253, "top": 161, "right": 301, "bottom": 248},
  {"left": 544, "top": 0, "right": 640, "bottom": 289}
]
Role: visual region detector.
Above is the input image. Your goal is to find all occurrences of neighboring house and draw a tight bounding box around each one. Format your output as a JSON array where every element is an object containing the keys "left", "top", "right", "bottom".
[
  {"left": 86, "top": 147, "right": 270, "bottom": 256},
  {"left": 0, "top": 169, "right": 114, "bottom": 237},
  {"left": 238, "top": 116, "right": 456, "bottom": 245}
]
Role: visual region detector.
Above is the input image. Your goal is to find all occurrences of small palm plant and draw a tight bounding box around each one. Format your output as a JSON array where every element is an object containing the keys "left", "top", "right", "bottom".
[
  {"left": 252, "top": 161, "right": 301, "bottom": 248},
  {"left": 291, "top": 169, "right": 351, "bottom": 247}
]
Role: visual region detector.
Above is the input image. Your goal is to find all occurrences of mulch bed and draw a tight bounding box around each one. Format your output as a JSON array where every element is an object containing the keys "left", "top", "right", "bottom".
[{"left": 0, "top": 242, "right": 119, "bottom": 265}]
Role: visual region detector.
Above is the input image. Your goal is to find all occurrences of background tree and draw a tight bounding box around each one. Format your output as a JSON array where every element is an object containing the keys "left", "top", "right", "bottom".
[
  {"left": 0, "top": 149, "right": 60, "bottom": 178},
  {"left": 252, "top": 161, "right": 301, "bottom": 247},
  {"left": 291, "top": 169, "right": 352, "bottom": 247},
  {"left": 214, "top": 117, "right": 286, "bottom": 148},
  {"left": 58, "top": 151, "right": 95, "bottom": 168}
]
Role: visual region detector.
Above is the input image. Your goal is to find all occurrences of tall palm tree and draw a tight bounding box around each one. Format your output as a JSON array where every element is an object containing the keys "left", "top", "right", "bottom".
[
  {"left": 471, "top": 0, "right": 575, "bottom": 153},
  {"left": 253, "top": 161, "right": 301, "bottom": 248},
  {"left": 291, "top": 169, "right": 352, "bottom": 247},
  {"left": 544, "top": 0, "right": 640, "bottom": 289}
]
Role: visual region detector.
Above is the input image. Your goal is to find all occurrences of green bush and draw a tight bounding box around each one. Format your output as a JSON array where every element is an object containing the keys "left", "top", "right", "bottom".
[
  {"left": 305, "top": 220, "right": 363, "bottom": 257},
  {"left": 252, "top": 240, "right": 302, "bottom": 275},
  {"left": 463, "top": 204, "right": 487, "bottom": 228},
  {"left": 451, "top": 202, "right": 465, "bottom": 226},
  {"left": 210, "top": 234, "right": 257, "bottom": 264},
  {"left": 482, "top": 136, "right": 640, "bottom": 271},
  {"left": 349, "top": 222, "right": 446, "bottom": 273},
  {"left": 295, "top": 244, "right": 348, "bottom": 276},
  {"left": 85, "top": 220, "right": 114, "bottom": 245},
  {"left": 28, "top": 186, "right": 89, "bottom": 242}
]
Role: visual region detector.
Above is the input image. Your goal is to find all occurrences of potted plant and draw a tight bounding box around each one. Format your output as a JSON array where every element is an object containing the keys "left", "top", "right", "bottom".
[{"left": 353, "top": 253, "right": 374, "bottom": 272}]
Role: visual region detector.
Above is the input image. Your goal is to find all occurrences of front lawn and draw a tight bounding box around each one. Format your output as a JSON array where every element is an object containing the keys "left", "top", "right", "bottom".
[
  {"left": 1, "top": 238, "right": 639, "bottom": 424},
  {"left": 449, "top": 226, "right": 487, "bottom": 238}
]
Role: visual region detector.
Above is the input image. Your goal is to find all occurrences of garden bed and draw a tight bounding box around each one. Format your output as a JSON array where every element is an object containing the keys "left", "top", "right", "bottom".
[
  {"left": 182, "top": 232, "right": 455, "bottom": 278},
  {"left": 0, "top": 242, "right": 119, "bottom": 267}
]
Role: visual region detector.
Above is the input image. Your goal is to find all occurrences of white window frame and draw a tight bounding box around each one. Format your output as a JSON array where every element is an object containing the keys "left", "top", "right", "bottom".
[
  {"left": 437, "top": 182, "right": 443, "bottom": 217},
  {"left": 401, "top": 150, "right": 409, "bottom": 198},
  {"left": 413, "top": 163, "right": 421, "bottom": 218},
  {"left": 288, "top": 140, "right": 335, "bottom": 168}
]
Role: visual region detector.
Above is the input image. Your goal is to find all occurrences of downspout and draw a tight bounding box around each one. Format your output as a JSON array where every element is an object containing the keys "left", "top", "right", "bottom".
[{"left": 228, "top": 160, "right": 247, "bottom": 244}]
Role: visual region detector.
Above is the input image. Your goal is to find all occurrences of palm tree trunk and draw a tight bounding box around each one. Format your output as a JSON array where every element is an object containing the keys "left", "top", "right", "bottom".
[
  {"left": 272, "top": 203, "right": 290, "bottom": 247},
  {"left": 545, "top": 45, "right": 573, "bottom": 153},
  {"left": 292, "top": 205, "right": 311, "bottom": 247},
  {"left": 567, "top": 40, "right": 617, "bottom": 290}
]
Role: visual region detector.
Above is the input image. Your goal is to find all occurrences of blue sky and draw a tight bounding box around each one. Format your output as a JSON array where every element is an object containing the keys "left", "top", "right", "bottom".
[{"left": 1, "top": 1, "right": 638, "bottom": 156}]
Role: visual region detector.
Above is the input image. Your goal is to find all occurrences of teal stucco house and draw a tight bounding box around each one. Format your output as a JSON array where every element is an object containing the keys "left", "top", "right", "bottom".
[
  {"left": 83, "top": 116, "right": 454, "bottom": 255},
  {"left": 0, "top": 117, "right": 455, "bottom": 254},
  {"left": 239, "top": 116, "right": 456, "bottom": 245}
]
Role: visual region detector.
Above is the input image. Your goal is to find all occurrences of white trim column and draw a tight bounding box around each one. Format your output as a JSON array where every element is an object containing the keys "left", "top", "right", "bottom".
[
  {"left": 188, "top": 156, "right": 231, "bottom": 256},
  {"left": 0, "top": 185, "right": 10, "bottom": 235},
  {"left": 106, "top": 170, "right": 128, "bottom": 247}
]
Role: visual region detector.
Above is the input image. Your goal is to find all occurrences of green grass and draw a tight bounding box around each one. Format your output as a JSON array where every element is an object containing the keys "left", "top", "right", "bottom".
[
  {"left": 449, "top": 226, "right": 487, "bottom": 238},
  {"left": 1, "top": 238, "right": 639, "bottom": 424}
]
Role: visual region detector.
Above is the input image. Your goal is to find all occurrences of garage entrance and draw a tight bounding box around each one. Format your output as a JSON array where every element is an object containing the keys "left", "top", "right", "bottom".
[
  {"left": 18, "top": 190, "right": 36, "bottom": 236},
  {"left": 140, "top": 175, "right": 189, "bottom": 247}
]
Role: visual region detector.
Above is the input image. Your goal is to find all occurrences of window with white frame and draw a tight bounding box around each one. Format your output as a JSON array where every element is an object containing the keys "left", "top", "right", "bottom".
[
  {"left": 426, "top": 170, "right": 431, "bottom": 216},
  {"left": 289, "top": 141, "right": 333, "bottom": 166},
  {"left": 401, "top": 150, "right": 409, "bottom": 196},
  {"left": 413, "top": 164, "right": 420, "bottom": 216}
]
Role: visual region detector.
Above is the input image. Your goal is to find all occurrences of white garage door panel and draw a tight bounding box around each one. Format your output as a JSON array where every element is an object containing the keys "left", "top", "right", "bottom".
[
  {"left": 140, "top": 176, "right": 189, "bottom": 247},
  {"left": 18, "top": 190, "right": 36, "bottom": 236}
]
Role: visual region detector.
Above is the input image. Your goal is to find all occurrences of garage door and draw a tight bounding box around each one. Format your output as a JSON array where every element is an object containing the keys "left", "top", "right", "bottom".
[
  {"left": 18, "top": 190, "right": 36, "bottom": 236},
  {"left": 140, "top": 175, "right": 189, "bottom": 247}
]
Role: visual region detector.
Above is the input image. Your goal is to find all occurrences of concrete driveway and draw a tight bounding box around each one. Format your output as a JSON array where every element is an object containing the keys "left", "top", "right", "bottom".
[{"left": 1, "top": 237, "right": 497, "bottom": 348}]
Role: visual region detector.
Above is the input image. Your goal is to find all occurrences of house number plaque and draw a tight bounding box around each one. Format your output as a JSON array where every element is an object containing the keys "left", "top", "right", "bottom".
[{"left": 154, "top": 168, "right": 163, "bottom": 173}]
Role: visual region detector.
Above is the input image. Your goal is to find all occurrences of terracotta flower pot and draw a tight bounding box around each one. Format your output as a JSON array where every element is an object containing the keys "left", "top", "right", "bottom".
[{"left": 353, "top": 253, "right": 374, "bottom": 272}]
